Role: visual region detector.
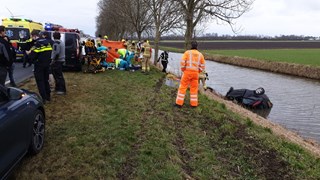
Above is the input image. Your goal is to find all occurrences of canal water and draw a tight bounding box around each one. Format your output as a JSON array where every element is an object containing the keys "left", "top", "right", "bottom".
[{"left": 158, "top": 51, "right": 320, "bottom": 143}]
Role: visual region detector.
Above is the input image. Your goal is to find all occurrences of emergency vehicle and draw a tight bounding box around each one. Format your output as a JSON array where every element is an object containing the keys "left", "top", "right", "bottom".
[{"left": 1, "top": 18, "right": 43, "bottom": 60}]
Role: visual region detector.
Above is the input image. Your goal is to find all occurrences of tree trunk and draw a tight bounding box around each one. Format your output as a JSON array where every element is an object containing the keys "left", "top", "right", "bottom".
[
  {"left": 184, "top": 12, "right": 194, "bottom": 50},
  {"left": 153, "top": 26, "right": 161, "bottom": 65}
]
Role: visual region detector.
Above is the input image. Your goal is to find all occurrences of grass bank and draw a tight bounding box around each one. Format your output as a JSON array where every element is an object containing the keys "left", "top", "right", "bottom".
[{"left": 12, "top": 68, "right": 320, "bottom": 179}]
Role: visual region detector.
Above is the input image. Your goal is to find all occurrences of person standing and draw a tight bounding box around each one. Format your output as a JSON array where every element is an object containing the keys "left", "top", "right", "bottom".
[
  {"left": 141, "top": 40, "right": 152, "bottom": 73},
  {"left": 18, "top": 37, "right": 32, "bottom": 68},
  {"left": 3, "top": 36, "right": 17, "bottom": 87},
  {"left": 51, "top": 31, "right": 66, "bottom": 95},
  {"left": 157, "top": 51, "right": 169, "bottom": 73},
  {"left": 175, "top": 41, "right": 205, "bottom": 108},
  {"left": 28, "top": 30, "right": 52, "bottom": 103},
  {"left": 96, "top": 34, "right": 102, "bottom": 46},
  {"left": 0, "top": 26, "right": 10, "bottom": 86}
]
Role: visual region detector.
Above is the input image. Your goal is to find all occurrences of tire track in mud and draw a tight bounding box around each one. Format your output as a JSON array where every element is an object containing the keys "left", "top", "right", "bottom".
[
  {"left": 199, "top": 114, "right": 295, "bottom": 179},
  {"left": 169, "top": 88, "right": 195, "bottom": 179},
  {"left": 116, "top": 77, "right": 167, "bottom": 179}
]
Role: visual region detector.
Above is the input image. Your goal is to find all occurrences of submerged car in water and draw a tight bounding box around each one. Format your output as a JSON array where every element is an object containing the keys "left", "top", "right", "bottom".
[
  {"left": 225, "top": 87, "right": 273, "bottom": 118},
  {"left": 0, "top": 85, "right": 45, "bottom": 179}
]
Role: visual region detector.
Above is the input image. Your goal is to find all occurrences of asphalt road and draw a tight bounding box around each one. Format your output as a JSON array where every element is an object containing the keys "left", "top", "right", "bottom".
[{"left": 5, "top": 62, "right": 34, "bottom": 86}]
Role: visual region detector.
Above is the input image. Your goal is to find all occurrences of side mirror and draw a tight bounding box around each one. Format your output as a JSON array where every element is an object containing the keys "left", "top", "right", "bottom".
[{"left": 7, "top": 87, "right": 25, "bottom": 100}]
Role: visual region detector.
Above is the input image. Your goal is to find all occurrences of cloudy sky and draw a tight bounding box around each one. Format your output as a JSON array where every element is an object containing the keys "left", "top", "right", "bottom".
[{"left": 1, "top": 0, "right": 320, "bottom": 37}]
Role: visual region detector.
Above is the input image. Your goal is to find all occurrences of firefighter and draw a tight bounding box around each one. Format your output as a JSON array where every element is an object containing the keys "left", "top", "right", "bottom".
[
  {"left": 175, "top": 41, "right": 205, "bottom": 108},
  {"left": 141, "top": 40, "right": 152, "bottom": 73},
  {"left": 28, "top": 30, "right": 53, "bottom": 103}
]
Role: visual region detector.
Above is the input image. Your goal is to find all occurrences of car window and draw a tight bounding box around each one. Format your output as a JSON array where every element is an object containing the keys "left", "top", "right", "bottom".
[
  {"left": 65, "top": 33, "right": 77, "bottom": 49},
  {"left": 5, "top": 28, "right": 30, "bottom": 41}
]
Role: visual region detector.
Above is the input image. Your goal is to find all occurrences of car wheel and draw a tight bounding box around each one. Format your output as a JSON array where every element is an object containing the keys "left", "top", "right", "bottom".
[{"left": 28, "top": 110, "right": 45, "bottom": 155}]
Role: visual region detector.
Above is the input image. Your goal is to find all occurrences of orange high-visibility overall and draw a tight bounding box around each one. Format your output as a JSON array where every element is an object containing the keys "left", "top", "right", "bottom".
[{"left": 176, "top": 49, "right": 205, "bottom": 107}]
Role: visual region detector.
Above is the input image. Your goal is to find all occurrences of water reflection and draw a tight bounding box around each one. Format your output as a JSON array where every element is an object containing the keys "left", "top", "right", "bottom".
[{"left": 159, "top": 51, "right": 320, "bottom": 143}]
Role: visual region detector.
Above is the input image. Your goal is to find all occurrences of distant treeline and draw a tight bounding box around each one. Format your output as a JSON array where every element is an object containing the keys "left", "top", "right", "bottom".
[{"left": 160, "top": 34, "right": 320, "bottom": 41}]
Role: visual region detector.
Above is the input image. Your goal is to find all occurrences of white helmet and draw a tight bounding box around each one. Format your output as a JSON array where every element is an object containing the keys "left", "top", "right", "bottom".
[{"left": 254, "top": 87, "right": 265, "bottom": 95}]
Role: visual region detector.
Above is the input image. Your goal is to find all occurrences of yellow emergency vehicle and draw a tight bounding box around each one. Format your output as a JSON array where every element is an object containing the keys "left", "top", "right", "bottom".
[{"left": 1, "top": 18, "right": 43, "bottom": 59}]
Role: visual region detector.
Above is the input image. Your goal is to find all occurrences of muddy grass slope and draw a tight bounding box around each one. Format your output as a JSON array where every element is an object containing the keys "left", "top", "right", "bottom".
[{"left": 12, "top": 69, "right": 320, "bottom": 179}]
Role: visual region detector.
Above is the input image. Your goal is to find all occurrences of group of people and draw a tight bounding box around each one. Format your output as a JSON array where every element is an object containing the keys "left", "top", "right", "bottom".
[
  {"left": 0, "top": 25, "right": 67, "bottom": 104},
  {"left": 28, "top": 30, "right": 67, "bottom": 103},
  {"left": 83, "top": 37, "right": 152, "bottom": 73},
  {"left": 2, "top": 25, "right": 206, "bottom": 108},
  {"left": 115, "top": 39, "right": 152, "bottom": 73}
]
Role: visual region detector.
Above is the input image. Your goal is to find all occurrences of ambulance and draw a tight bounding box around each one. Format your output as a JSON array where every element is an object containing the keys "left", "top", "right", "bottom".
[{"left": 1, "top": 18, "right": 43, "bottom": 60}]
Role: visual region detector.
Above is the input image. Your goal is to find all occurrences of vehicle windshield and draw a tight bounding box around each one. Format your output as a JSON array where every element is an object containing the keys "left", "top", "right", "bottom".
[{"left": 5, "top": 28, "right": 30, "bottom": 41}]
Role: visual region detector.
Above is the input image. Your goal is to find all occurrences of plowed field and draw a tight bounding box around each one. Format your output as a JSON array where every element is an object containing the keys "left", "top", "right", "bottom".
[{"left": 159, "top": 41, "right": 320, "bottom": 50}]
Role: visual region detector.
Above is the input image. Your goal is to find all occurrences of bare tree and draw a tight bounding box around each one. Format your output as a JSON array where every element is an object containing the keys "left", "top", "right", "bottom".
[
  {"left": 96, "top": 0, "right": 127, "bottom": 39},
  {"left": 97, "top": 0, "right": 152, "bottom": 41},
  {"left": 124, "top": 0, "right": 153, "bottom": 41},
  {"left": 144, "top": 0, "right": 183, "bottom": 65},
  {"left": 175, "top": 0, "right": 254, "bottom": 49}
]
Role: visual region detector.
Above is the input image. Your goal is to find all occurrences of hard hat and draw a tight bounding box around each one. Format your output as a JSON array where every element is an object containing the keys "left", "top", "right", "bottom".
[{"left": 104, "top": 35, "right": 108, "bottom": 39}]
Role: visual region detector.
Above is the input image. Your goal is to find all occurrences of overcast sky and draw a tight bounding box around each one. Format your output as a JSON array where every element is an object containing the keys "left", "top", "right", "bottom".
[{"left": 1, "top": 0, "right": 320, "bottom": 37}]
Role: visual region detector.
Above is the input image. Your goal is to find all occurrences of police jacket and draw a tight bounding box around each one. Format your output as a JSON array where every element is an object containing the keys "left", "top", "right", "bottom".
[
  {"left": 18, "top": 38, "right": 32, "bottom": 51},
  {"left": 0, "top": 37, "right": 11, "bottom": 67},
  {"left": 158, "top": 51, "right": 168, "bottom": 62},
  {"left": 29, "top": 38, "right": 53, "bottom": 67}
]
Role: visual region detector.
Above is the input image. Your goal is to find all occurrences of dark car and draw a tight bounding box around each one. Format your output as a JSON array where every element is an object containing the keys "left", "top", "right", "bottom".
[{"left": 0, "top": 85, "right": 45, "bottom": 179}]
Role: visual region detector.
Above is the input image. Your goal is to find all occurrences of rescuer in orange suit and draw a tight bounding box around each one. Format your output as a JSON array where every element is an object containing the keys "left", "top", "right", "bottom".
[{"left": 175, "top": 41, "right": 205, "bottom": 108}]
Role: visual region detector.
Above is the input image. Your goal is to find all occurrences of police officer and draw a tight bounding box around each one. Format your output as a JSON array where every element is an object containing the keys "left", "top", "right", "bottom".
[
  {"left": 28, "top": 30, "right": 52, "bottom": 103},
  {"left": 157, "top": 51, "right": 169, "bottom": 73}
]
